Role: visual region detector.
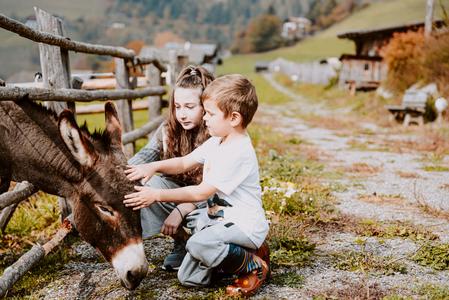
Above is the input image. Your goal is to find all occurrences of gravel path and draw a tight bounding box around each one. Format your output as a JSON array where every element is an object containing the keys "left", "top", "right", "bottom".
[{"left": 32, "top": 73, "right": 449, "bottom": 299}]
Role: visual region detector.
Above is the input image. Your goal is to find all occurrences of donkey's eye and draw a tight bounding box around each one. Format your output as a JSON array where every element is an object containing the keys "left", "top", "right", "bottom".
[{"left": 97, "top": 205, "right": 114, "bottom": 217}]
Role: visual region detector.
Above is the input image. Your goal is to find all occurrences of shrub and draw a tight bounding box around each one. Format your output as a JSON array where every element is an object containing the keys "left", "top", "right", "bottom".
[{"left": 381, "top": 29, "right": 426, "bottom": 94}]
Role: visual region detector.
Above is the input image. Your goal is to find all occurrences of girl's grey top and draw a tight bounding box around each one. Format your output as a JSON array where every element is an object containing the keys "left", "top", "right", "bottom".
[{"left": 128, "top": 123, "right": 165, "bottom": 165}]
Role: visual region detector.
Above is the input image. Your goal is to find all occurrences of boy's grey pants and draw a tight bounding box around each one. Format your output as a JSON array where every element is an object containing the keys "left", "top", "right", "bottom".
[{"left": 177, "top": 221, "right": 257, "bottom": 287}]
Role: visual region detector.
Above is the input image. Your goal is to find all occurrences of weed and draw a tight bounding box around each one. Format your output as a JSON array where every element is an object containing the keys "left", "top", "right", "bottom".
[
  {"left": 413, "top": 283, "right": 449, "bottom": 299},
  {"left": 268, "top": 216, "right": 315, "bottom": 267},
  {"left": 354, "top": 219, "right": 438, "bottom": 241},
  {"left": 333, "top": 242, "right": 407, "bottom": 275},
  {"left": 270, "top": 271, "right": 304, "bottom": 288},
  {"left": 412, "top": 241, "right": 449, "bottom": 270}
]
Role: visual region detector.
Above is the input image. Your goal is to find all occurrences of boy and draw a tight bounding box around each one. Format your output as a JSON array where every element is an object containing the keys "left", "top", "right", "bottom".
[{"left": 124, "top": 74, "right": 270, "bottom": 296}]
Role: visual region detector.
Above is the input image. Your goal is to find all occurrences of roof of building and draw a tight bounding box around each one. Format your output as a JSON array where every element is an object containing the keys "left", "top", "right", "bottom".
[
  {"left": 140, "top": 42, "right": 219, "bottom": 65},
  {"left": 337, "top": 20, "right": 445, "bottom": 40}
]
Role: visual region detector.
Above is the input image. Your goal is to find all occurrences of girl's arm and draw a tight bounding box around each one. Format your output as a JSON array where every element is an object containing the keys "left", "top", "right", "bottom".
[{"left": 124, "top": 182, "right": 217, "bottom": 210}]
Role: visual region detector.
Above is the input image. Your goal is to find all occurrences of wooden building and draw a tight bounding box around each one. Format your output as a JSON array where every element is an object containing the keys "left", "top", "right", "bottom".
[{"left": 337, "top": 21, "right": 445, "bottom": 91}]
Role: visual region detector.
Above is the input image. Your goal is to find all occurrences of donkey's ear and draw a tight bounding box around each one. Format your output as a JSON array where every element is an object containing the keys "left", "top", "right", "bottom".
[
  {"left": 104, "top": 101, "right": 122, "bottom": 146},
  {"left": 59, "top": 110, "right": 97, "bottom": 167}
]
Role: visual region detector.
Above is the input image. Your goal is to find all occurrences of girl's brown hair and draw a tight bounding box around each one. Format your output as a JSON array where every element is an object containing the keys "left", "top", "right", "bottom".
[{"left": 163, "top": 65, "right": 214, "bottom": 185}]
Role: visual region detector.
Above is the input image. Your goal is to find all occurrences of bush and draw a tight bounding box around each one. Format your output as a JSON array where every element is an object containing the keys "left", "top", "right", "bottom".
[
  {"left": 381, "top": 29, "right": 426, "bottom": 94},
  {"left": 423, "top": 32, "right": 449, "bottom": 97},
  {"left": 382, "top": 29, "right": 449, "bottom": 97}
]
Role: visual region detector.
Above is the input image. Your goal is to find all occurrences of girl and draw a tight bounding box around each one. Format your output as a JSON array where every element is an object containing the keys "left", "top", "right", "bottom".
[{"left": 128, "top": 65, "right": 214, "bottom": 271}]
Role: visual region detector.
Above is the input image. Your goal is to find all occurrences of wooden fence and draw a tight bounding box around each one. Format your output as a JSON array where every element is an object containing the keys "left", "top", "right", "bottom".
[
  {"left": 268, "top": 57, "right": 338, "bottom": 85},
  {"left": 0, "top": 8, "right": 187, "bottom": 293}
]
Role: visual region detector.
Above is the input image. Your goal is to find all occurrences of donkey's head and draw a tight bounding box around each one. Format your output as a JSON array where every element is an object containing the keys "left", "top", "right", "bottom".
[{"left": 58, "top": 102, "right": 148, "bottom": 290}]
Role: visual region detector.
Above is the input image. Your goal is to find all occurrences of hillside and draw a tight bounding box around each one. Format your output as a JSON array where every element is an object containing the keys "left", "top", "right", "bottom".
[{"left": 218, "top": 0, "right": 449, "bottom": 75}]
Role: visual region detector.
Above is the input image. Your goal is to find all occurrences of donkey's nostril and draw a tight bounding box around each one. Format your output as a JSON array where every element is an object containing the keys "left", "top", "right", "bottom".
[{"left": 126, "top": 269, "right": 144, "bottom": 289}]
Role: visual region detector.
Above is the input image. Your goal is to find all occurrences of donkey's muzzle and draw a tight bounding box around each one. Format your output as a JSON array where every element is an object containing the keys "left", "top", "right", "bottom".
[
  {"left": 112, "top": 241, "right": 148, "bottom": 290},
  {"left": 124, "top": 269, "right": 146, "bottom": 290}
]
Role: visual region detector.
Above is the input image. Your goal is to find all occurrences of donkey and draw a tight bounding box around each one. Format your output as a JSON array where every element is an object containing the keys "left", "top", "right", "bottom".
[{"left": 0, "top": 98, "right": 148, "bottom": 290}]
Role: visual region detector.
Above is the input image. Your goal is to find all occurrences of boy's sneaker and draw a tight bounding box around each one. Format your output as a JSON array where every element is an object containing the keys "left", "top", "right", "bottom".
[{"left": 162, "top": 240, "right": 186, "bottom": 271}]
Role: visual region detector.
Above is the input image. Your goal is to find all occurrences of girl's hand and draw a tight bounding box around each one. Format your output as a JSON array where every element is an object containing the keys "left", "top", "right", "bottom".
[
  {"left": 123, "top": 186, "right": 159, "bottom": 210},
  {"left": 161, "top": 208, "right": 183, "bottom": 236},
  {"left": 124, "top": 163, "right": 156, "bottom": 184}
]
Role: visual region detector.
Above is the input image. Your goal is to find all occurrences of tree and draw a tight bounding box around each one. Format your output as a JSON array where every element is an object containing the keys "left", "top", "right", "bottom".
[{"left": 245, "top": 14, "right": 283, "bottom": 52}]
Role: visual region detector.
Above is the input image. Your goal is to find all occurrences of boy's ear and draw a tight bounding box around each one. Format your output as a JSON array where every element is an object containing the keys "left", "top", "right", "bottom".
[{"left": 230, "top": 111, "right": 243, "bottom": 128}]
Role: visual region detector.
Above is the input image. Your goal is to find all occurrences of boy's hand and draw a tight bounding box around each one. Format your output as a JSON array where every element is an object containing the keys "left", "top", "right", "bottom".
[
  {"left": 123, "top": 186, "right": 159, "bottom": 210},
  {"left": 161, "top": 209, "right": 183, "bottom": 236},
  {"left": 124, "top": 163, "right": 156, "bottom": 184}
]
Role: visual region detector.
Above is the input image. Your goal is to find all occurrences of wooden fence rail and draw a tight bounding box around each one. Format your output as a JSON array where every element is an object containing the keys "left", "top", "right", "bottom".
[
  {"left": 0, "top": 86, "right": 165, "bottom": 102},
  {"left": 0, "top": 182, "right": 38, "bottom": 211},
  {"left": 0, "top": 13, "right": 135, "bottom": 59}
]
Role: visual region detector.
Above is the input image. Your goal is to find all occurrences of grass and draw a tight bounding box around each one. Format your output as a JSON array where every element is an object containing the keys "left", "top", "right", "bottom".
[
  {"left": 333, "top": 249, "right": 407, "bottom": 275},
  {"left": 412, "top": 241, "right": 449, "bottom": 270},
  {"left": 270, "top": 271, "right": 304, "bottom": 288},
  {"left": 422, "top": 165, "right": 449, "bottom": 172},
  {"left": 249, "top": 123, "right": 336, "bottom": 267}
]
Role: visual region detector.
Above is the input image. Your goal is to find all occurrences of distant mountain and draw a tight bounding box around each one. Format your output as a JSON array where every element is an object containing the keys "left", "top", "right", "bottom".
[{"left": 0, "top": 0, "right": 381, "bottom": 79}]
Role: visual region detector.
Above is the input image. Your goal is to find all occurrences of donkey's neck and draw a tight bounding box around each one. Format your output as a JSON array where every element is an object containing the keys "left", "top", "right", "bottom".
[{"left": 1, "top": 100, "right": 83, "bottom": 197}]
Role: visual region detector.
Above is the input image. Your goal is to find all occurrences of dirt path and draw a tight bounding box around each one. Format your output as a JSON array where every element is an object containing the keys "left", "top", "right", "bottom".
[
  {"left": 32, "top": 73, "right": 449, "bottom": 299},
  {"left": 256, "top": 72, "right": 449, "bottom": 297}
]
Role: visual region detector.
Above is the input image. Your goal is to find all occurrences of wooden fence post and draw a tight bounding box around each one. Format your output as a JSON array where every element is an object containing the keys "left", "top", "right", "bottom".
[
  {"left": 114, "top": 58, "right": 135, "bottom": 156},
  {"left": 146, "top": 64, "right": 163, "bottom": 134},
  {"left": 35, "top": 7, "right": 73, "bottom": 221}
]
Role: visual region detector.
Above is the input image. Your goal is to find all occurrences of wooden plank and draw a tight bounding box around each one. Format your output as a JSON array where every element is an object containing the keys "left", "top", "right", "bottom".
[
  {"left": 35, "top": 7, "right": 71, "bottom": 113},
  {"left": 115, "top": 58, "right": 134, "bottom": 155},
  {"left": 0, "top": 86, "right": 165, "bottom": 102},
  {"left": 146, "top": 64, "right": 163, "bottom": 124},
  {"left": 81, "top": 77, "right": 148, "bottom": 90},
  {"left": 35, "top": 7, "right": 72, "bottom": 221},
  {"left": 122, "top": 115, "right": 165, "bottom": 145}
]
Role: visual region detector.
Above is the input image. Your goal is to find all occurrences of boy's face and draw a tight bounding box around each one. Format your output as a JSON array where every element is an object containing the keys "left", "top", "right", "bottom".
[{"left": 203, "top": 99, "right": 233, "bottom": 137}]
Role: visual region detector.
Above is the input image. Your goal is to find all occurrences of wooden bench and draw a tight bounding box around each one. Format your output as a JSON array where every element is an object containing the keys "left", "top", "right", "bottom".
[{"left": 386, "top": 88, "right": 432, "bottom": 126}]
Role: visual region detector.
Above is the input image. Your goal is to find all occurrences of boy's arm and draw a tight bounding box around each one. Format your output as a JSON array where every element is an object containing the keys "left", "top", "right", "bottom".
[
  {"left": 125, "top": 155, "right": 200, "bottom": 183},
  {"left": 124, "top": 182, "right": 217, "bottom": 210}
]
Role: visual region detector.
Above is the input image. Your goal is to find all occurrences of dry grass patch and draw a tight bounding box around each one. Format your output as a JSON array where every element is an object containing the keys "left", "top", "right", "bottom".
[
  {"left": 413, "top": 184, "right": 449, "bottom": 221},
  {"left": 310, "top": 281, "right": 387, "bottom": 300},
  {"left": 358, "top": 193, "right": 407, "bottom": 206},
  {"left": 396, "top": 170, "right": 421, "bottom": 179},
  {"left": 380, "top": 127, "right": 449, "bottom": 155},
  {"left": 344, "top": 162, "right": 382, "bottom": 175},
  {"left": 302, "top": 114, "right": 360, "bottom": 131},
  {"left": 440, "top": 184, "right": 449, "bottom": 191}
]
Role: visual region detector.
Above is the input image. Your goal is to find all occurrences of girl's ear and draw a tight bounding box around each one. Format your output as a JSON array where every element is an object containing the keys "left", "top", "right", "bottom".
[{"left": 230, "top": 111, "right": 243, "bottom": 128}]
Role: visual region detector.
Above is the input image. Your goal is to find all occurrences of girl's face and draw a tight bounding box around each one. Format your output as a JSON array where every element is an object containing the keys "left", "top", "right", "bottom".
[{"left": 173, "top": 87, "right": 204, "bottom": 130}]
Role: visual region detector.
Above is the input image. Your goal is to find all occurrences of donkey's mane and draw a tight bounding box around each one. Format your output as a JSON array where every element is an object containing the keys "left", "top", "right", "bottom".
[{"left": 23, "top": 98, "right": 113, "bottom": 151}]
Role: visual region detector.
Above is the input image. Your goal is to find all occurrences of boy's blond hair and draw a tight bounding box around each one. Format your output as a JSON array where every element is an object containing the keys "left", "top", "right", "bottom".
[{"left": 202, "top": 74, "right": 258, "bottom": 128}]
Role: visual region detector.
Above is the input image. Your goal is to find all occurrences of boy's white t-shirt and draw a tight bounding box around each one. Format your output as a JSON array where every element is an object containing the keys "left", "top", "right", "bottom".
[{"left": 186, "top": 135, "right": 269, "bottom": 248}]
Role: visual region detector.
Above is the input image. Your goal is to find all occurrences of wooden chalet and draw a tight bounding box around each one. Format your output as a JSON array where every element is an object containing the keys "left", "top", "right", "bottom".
[{"left": 337, "top": 20, "right": 445, "bottom": 91}]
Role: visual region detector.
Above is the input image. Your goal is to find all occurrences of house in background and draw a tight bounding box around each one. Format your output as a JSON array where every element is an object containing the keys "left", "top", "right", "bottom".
[
  {"left": 337, "top": 20, "right": 445, "bottom": 92},
  {"left": 281, "top": 17, "right": 311, "bottom": 42},
  {"left": 140, "top": 42, "right": 222, "bottom": 85}
]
